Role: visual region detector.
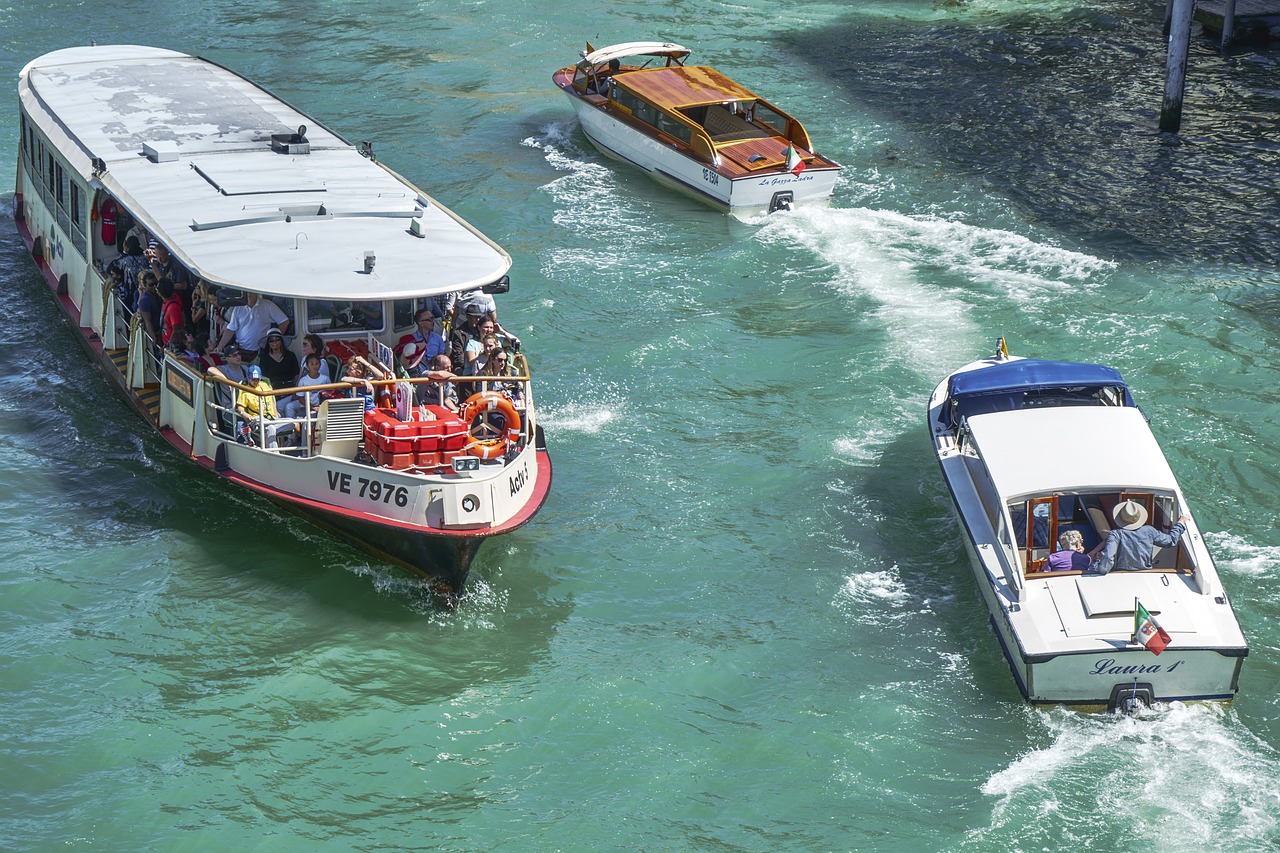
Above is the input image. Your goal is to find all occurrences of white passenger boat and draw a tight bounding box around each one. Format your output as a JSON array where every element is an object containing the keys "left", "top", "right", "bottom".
[
  {"left": 928, "top": 341, "right": 1247, "bottom": 710},
  {"left": 553, "top": 42, "right": 841, "bottom": 216},
  {"left": 14, "top": 45, "right": 550, "bottom": 598}
]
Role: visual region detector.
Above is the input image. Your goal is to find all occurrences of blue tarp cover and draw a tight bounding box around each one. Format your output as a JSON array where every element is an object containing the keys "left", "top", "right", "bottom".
[{"left": 947, "top": 359, "right": 1126, "bottom": 399}]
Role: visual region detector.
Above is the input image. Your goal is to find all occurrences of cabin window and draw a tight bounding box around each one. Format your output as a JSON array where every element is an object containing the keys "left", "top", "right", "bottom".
[
  {"left": 393, "top": 299, "right": 416, "bottom": 331},
  {"left": 753, "top": 104, "right": 788, "bottom": 136},
  {"left": 573, "top": 67, "right": 590, "bottom": 91},
  {"left": 614, "top": 89, "right": 658, "bottom": 127},
  {"left": 306, "top": 299, "right": 385, "bottom": 334},
  {"left": 655, "top": 113, "right": 692, "bottom": 145},
  {"left": 54, "top": 162, "right": 70, "bottom": 236},
  {"left": 68, "top": 181, "right": 86, "bottom": 254}
]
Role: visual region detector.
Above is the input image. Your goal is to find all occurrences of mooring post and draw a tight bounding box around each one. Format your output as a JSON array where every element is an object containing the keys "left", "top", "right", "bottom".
[
  {"left": 1160, "top": 0, "right": 1196, "bottom": 132},
  {"left": 1222, "top": 0, "right": 1237, "bottom": 47}
]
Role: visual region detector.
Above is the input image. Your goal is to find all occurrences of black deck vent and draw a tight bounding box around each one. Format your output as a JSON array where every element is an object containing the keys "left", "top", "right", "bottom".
[{"left": 271, "top": 124, "right": 310, "bottom": 155}]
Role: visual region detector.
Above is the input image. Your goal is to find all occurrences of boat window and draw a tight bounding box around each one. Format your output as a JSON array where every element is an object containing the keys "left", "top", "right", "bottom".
[
  {"left": 614, "top": 88, "right": 658, "bottom": 127},
  {"left": 392, "top": 299, "right": 415, "bottom": 330},
  {"left": 54, "top": 161, "right": 70, "bottom": 236},
  {"left": 655, "top": 113, "right": 692, "bottom": 145},
  {"left": 753, "top": 103, "right": 789, "bottom": 136},
  {"left": 307, "top": 299, "right": 385, "bottom": 334},
  {"left": 69, "top": 180, "right": 86, "bottom": 255}
]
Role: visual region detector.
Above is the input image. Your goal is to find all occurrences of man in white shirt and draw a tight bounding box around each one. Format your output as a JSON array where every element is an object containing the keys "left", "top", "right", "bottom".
[{"left": 216, "top": 292, "right": 290, "bottom": 361}]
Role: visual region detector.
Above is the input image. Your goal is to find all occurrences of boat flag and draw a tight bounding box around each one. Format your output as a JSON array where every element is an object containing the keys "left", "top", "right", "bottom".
[
  {"left": 1134, "top": 599, "right": 1171, "bottom": 655},
  {"left": 784, "top": 145, "right": 806, "bottom": 176}
]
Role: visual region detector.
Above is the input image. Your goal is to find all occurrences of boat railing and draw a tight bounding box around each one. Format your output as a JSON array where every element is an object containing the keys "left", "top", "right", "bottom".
[{"left": 198, "top": 369, "right": 534, "bottom": 458}]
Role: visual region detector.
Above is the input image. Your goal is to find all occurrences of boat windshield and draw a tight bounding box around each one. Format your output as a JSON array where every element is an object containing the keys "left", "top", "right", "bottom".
[{"left": 945, "top": 359, "right": 1134, "bottom": 429}]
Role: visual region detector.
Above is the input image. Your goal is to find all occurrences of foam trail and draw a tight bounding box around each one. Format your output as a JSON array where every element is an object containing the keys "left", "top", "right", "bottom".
[
  {"left": 974, "top": 704, "right": 1280, "bottom": 849},
  {"left": 537, "top": 400, "right": 621, "bottom": 435},
  {"left": 522, "top": 120, "right": 627, "bottom": 232},
  {"left": 1204, "top": 532, "right": 1280, "bottom": 578},
  {"left": 755, "top": 206, "right": 1115, "bottom": 374},
  {"left": 755, "top": 206, "right": 977, "bottom": 374}
]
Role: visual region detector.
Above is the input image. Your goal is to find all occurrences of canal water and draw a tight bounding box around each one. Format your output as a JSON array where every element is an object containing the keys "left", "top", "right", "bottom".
[{"left": 2, "top": 1, "right": 1278, "bottom": 849}]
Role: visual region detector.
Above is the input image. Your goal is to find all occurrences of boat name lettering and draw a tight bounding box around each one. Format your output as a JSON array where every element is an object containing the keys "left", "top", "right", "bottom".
[
  {"left": 327, "top": 470, "right": 409, "bottom": 507},
  {"left": 701, "top": 168, "right": 720, "bottom": 186},
  {"left": 509, "top": 461, "right": 530, "bottom": 497},
  {"left": 1088, "top": 658, "right": 1184, "bottom": 676},
  {"left": 756, "top": 175, "right": 814, "bottom": 187}
]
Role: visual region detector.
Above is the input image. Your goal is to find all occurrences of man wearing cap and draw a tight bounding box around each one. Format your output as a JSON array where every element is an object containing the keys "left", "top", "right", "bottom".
[
  {"left": 451, "top": 287, "right": 521, "bottom": 352},
  {"left": 1090, "top": 500, "right": 1191, "bottom": 575},
  {"left": 216, "top": 292, "right": 290, "bottom": 362},
  {"left": 449, "top": 303, "right": 489, "bottom": 374}
]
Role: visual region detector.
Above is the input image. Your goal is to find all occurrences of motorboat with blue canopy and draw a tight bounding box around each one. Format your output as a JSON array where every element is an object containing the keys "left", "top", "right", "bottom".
[{"left": 927, "top": 340, "right": 1246, "bottom": 711}]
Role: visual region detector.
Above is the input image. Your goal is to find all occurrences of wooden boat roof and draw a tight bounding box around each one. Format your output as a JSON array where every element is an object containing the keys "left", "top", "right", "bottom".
[
  {"left": 965, "top": 406, "right": 1180, "bottom": 501},
  {"left": 19, "top": 45, "right": 510, "bottom": 302},
  {"left": 616, "top": 66, "right": 760, "bottom": 111}
]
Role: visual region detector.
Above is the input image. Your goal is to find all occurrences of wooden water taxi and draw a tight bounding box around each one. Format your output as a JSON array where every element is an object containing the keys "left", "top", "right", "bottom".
[
  {"left": 928, "top": 340, "right": 1247, "bottom": 710},
  {"left": 553, "top": 42, "right": 841, "bottom": 216},
  {"left": 14, "top": 45, "right": 550, "bottom": 598}
]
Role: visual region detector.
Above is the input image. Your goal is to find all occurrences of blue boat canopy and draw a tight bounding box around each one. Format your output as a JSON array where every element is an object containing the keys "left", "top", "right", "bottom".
[{"left": 944, "top": 359, "right": 1135, "bottom": 428}]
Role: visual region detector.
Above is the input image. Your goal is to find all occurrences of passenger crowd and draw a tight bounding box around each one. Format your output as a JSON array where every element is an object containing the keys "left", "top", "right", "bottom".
[{"left": 102, "top": 201, "right": 526, "bottom": 449}]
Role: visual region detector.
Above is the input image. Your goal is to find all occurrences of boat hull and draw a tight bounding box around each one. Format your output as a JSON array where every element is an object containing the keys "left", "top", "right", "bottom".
[
  {"left": 562, "top": 92, "right": 838, "bottom": 215},
  {"left": 950, "top": 516, "right": 1245, "bottom": 707}
]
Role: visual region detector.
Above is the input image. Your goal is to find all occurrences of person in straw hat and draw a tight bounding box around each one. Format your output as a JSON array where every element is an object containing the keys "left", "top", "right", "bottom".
[{"left": 1090, "top": 499, "right": 1191, "bottom": 575}]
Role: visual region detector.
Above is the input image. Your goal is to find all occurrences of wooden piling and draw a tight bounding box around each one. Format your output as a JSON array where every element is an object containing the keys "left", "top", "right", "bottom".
[{"left": 1160, "top": 0, "right": 1196, "bottom": 132}]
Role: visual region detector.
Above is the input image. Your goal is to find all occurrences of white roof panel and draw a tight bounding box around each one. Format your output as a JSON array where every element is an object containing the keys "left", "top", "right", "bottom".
[
  {"left": 19, "top": 45, "right": 509, "bottom": 301},
  {"left": 584, "top": 42, "right": 691, "bottom": 65},
  {"left": 965, "top": 405, "right": 1181, "bottom": 500}
]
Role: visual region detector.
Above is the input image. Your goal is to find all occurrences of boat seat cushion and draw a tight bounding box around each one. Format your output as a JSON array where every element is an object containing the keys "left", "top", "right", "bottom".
[{"left": 703, "top": 105, "right": 769, "bottom": 141}]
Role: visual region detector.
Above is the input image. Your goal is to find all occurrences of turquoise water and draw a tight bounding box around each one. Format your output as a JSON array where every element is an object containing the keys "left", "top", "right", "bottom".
[{"left": 3, "top": 1, "right": 1280, "bottom": 849}]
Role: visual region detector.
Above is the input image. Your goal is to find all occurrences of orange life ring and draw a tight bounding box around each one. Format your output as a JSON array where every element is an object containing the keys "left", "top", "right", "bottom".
[{"left": 458, "top": 391, "right": 521, "bottom": 460}]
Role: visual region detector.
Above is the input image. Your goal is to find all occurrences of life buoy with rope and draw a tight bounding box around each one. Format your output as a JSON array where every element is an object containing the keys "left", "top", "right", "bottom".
[{"left": 458, "top": 391, "right": 521, "bottom": 460}]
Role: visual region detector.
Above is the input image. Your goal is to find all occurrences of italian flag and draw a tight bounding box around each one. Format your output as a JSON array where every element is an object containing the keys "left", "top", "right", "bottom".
[
  {"left": 1134, "top": 600, "right": 1171, "bottom": 655},
  {"left": 784, "top": 144, "right": 806, "bottom": 176}
]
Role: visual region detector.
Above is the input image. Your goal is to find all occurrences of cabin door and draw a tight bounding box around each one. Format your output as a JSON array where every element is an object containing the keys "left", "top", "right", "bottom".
[{"left": 1023, "top": 496, "right": 1058, "bottom": 573}]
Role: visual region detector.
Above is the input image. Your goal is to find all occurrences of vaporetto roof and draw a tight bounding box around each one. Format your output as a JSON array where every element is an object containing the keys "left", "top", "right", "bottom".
[
  {"left": 19, "top": 45, "right": 510, "bottom": 301},
  {"left": 965, "top": 405, "right": 1181, "bottom": 501}
]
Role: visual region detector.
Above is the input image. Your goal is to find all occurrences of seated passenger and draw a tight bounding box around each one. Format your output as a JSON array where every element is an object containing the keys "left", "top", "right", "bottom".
[
  {"left": 479, "top": 348, "right": 523, "bottom": 404},
  {"left": 1047, "top": 530, "right": 1098, "bottom": 572},
  {"left": 419, "top": 354, "right": 459, "bottom": 411},
  {"left": 259, "top": 328, "right": 299, "bottom": 390},
  {"left": 341, "top": 359, "right": 377, "bottom": 411},
  {"left": 299, "top": 333, "right": 331, "bottom": 381},
  {"left": 395, "top": 305, "right": 447, "bottom": 361},
  {"left": 285, "top": 353, "right": 329, "bottom": 419},
  {"left": 589, "top": 58, "right": 621, "bottom": 93},
  {"left": 235, "top": 365, "right": 294, "bottom": 448},
  {"left": 1090, "top": 500, "right": 1191, "bottom": 575}
]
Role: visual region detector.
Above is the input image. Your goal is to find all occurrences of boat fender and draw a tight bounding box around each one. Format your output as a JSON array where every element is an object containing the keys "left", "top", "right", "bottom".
[
  {"left": 31, "top": 235, "right": 43, "bottom": 262},
  {"left": 459, "top": 391, "right": 522, "bottom": 460}
]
